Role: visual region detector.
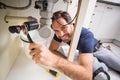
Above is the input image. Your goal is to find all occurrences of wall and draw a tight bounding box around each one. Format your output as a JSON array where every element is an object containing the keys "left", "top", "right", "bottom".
[
  {"left": 0, "top": 2, "right": 21, "bottom": 80},
  {"left": 0, "top": 0, "right": 39, "bottom": 80},
  {"left": 89, "top": 2, "right": 120, "bottom": 41}
]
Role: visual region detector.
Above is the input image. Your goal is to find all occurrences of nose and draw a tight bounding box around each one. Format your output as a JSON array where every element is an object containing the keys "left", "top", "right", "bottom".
[{"left": 58, "top": 31, "right": 65, "bottom": 37}]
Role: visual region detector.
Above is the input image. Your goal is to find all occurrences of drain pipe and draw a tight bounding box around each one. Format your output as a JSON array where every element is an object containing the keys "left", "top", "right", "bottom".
[{"left": 35, "top": 0, "right": 58, "bottom": 38}]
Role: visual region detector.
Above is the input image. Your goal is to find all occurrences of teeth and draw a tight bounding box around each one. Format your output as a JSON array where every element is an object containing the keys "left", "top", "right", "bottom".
[{"left": 62, "top": 36, "right": 68, "bottom": 40}]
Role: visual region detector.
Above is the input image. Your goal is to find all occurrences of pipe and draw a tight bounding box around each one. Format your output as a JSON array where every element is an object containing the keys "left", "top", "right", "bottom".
[
  {"left": 4, "top": 15, "right": 37, "bottom": 23},
  {"left": 38, "top": 0, "right": 58, "bottom": 38}
]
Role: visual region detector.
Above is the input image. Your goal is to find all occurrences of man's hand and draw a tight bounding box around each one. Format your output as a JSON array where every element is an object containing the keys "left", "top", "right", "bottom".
[{"left": 29, "top": 42, "right": 60, "bottom": 67}]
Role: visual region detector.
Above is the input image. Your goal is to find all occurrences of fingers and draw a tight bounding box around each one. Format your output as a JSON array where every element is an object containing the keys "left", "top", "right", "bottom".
[
  {"left": 29, "top": 42, "right": 44, "bottom": 51},
  {"left": 29, "top": 42, "right": 37, "bottom": 50},
  {"left": 32, "top": 53, "right": 39, "bottom": 61},
  {"left": 29, "top": 50, "right": 36, "bottom": 56},
  {"left": 29, "top": 42, "right": 48, "bottom": 65},
  {"left": 29, "top": 42, "right": 42, "bottom": 64}
]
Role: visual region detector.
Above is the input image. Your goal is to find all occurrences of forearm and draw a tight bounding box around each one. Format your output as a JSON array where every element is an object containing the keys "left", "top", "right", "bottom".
[
  {"left": 50, "top": 49, "right": 67, "bottom": 59},
  {"left": 55, "top": 58, "right": 93, "bottom": 80},
  {"left": 30, "top": 43, "right": 93, "bottom": 80},
  {"left": 50, "top": 50, "right": 91, "bottom": 80}
]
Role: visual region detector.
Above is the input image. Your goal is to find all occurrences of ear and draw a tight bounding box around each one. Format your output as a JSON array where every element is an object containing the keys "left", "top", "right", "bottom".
[
  {"left": 72, "top": 23, "right": 75, "bottom": 25},
  {"left": 50, "top": 24, "right": 53, "bottom": 29}
]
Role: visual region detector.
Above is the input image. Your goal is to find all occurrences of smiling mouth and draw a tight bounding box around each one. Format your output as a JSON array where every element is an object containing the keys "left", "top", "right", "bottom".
[{"left": 61, "top": 34, "right": 70, "bottom": 41}]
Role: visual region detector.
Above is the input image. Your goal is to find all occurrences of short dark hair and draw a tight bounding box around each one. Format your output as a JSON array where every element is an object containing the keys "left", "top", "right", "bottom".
[{"left": 51, "top": 10, "right": 72, "bottom": 23}]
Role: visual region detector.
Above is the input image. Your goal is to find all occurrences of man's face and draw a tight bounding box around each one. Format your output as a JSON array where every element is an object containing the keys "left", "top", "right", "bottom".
[{"left": 51, "top": 17, "right": 74, "bottom": 42}]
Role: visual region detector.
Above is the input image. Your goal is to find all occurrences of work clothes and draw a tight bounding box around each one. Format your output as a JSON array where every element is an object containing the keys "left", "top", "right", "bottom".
[{"left": 54, "top": 27, "right": 120, "bottom": 80}]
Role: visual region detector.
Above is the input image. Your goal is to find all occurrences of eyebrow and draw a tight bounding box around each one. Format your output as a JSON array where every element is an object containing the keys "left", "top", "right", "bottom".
[{"left": 57, "top": 22, "right": 69, "bottom": 27}]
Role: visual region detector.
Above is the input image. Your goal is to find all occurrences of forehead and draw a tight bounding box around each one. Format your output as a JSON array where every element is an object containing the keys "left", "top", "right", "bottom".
[{"left": 52, "top": 18, "right": 67, "bottom": 27}]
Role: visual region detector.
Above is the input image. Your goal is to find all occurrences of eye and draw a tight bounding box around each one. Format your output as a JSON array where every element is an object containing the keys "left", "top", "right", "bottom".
[
  {"left": 61, "top": 25, "right": 68, "bottom": 30},
  {"left": 54, "top": 30, "right": 59, "bottom": 33},
  {"left": 61, "top": 26, "right": 66, "bottom": 30}
]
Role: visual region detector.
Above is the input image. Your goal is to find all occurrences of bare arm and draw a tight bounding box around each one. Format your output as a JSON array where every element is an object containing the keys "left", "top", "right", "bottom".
[
  {"left": 49, "top": 39, "right": 67, "bottom": 58},
  {"left": 29, "top": 42, "right": 93, "bottom": 80},
  {"left": 56, "top": 53, "right": 93, "bottom": 80},
  {"left": 49, "top": 39, "right": 93, "bottom": 80}
]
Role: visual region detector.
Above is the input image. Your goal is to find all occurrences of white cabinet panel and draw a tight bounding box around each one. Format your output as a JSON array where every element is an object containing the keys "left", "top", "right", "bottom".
[
  {"left": 89, "top": 2, "right": 120, "bottom": 39},
  {"left": 94, "top": 2, "right": 106, "bottom": 12},
  {"left": 89, "top": 2, "right": 106, "bottom": 27}
]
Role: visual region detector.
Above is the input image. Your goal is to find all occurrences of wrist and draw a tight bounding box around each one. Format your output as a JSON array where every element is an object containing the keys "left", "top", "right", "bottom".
[
  {"left": 53, "top": 55, "right": 61, "bottom": 67},
  {"left": 55, "top": 56, "right": 68, "bottom": 69}
]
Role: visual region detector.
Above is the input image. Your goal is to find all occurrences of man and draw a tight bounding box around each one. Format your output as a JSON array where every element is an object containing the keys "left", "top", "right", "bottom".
[{"left": 29, "top": 11, "right": 120, "bottom": 80}]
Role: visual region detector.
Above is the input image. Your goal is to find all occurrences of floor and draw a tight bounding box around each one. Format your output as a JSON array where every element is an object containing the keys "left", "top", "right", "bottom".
[
  {"left": 102, "top": 43, "right": 120, "bottom": 80},
  {"left": 6, "top": 46, "right": 68, "bottom": 80},
  {"left": 6, "top": 43, "right": 120, "bottom": 80}
]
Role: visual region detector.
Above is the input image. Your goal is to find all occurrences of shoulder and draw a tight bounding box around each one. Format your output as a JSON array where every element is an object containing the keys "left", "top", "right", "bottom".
[
  {"left": 81, "top": 27, "right": 93, "bottom": 38},
  {"left": 80, "top": 27, "right": 95, "bottom": 45},
  {"left": 77, "top": 27, "right": 97, "bottom": 53}
]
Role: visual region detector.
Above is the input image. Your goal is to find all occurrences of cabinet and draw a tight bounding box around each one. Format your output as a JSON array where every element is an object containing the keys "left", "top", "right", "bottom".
[{"left": 89, "top": 2, "right": 120, "bottom": 40}]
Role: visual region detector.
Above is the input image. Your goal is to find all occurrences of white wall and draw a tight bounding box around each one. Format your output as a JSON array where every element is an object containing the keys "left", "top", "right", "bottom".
[
  {"left": 89, "top": 2, "right": 120, "bottom": 41},
  {"left": 0, "top": 3, "right": 21, "bottom": 80},
  {"left": 0, "top": 0, "right": 39, "bottom": 80}
]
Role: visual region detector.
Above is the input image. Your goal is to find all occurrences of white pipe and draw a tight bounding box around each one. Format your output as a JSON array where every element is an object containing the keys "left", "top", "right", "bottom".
[
  {"left": 4, "top": 15, "right": 37, "bottom": 23},
  {"left": 38, "top": 0, "right": 58, "bottom": 38}
]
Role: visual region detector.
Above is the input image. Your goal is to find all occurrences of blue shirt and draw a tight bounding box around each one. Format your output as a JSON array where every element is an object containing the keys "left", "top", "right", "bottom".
[{"left": 53, "top": 27, "right": 98, "bottom": 53}]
